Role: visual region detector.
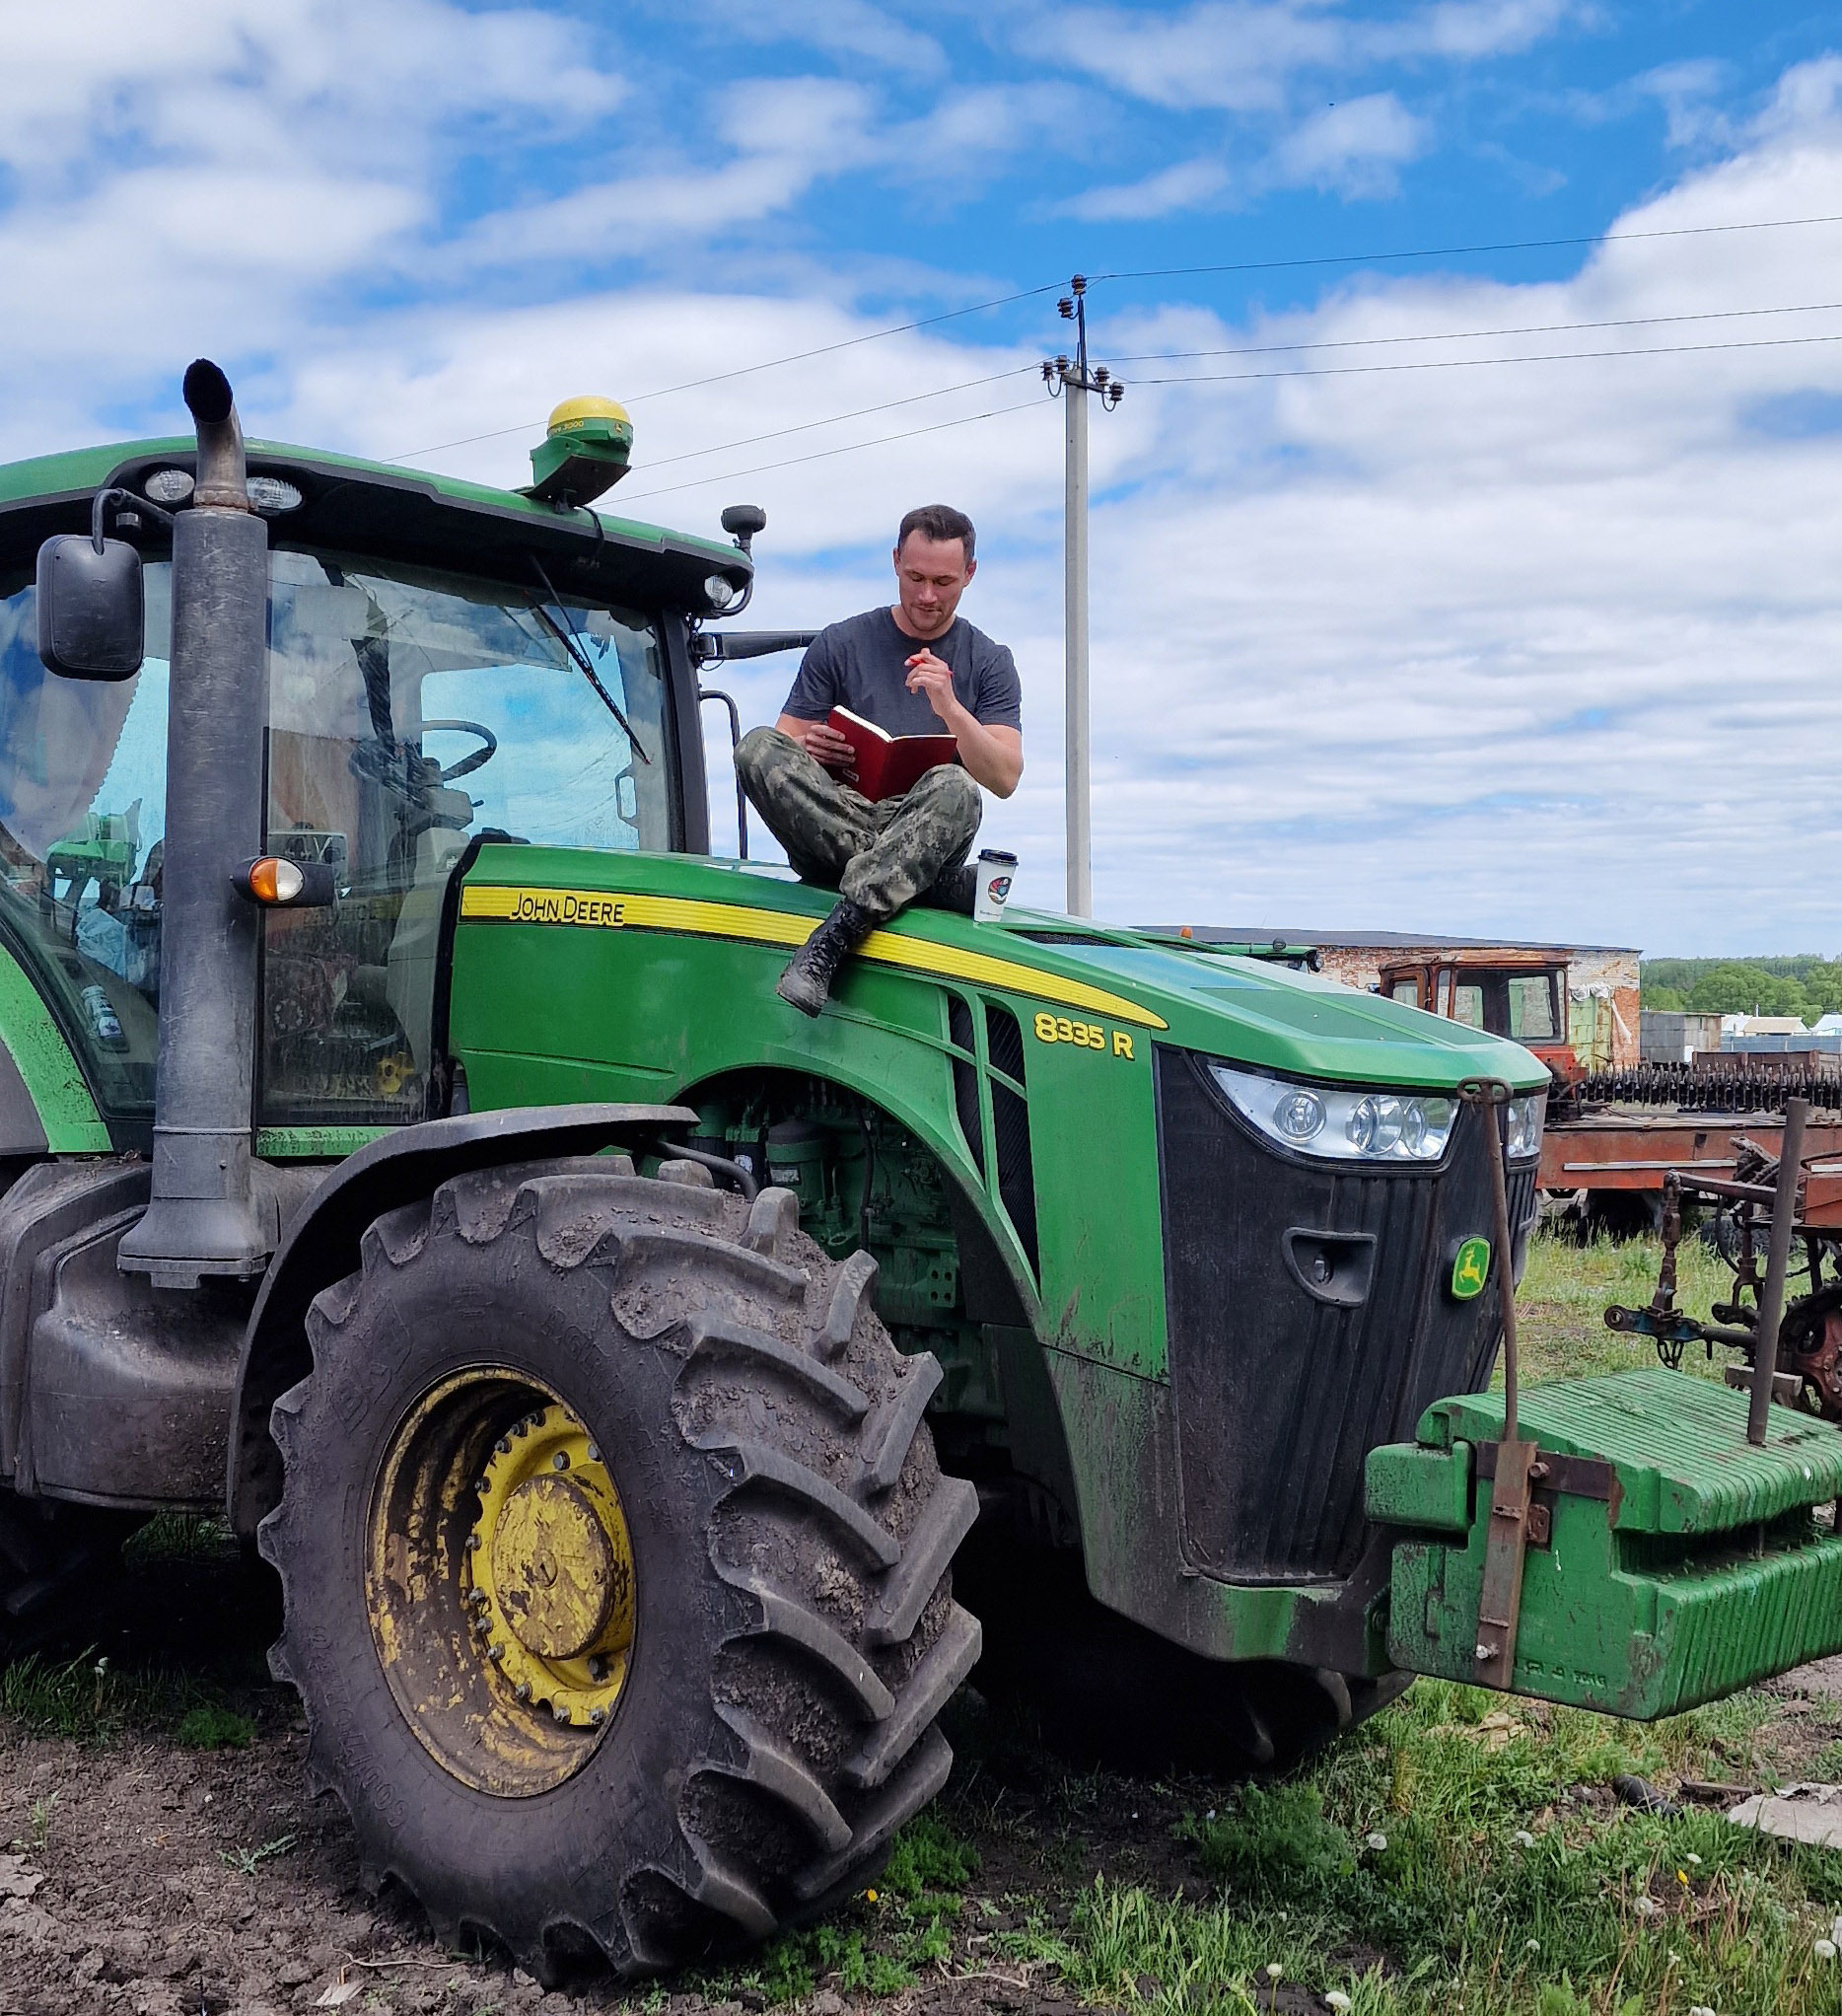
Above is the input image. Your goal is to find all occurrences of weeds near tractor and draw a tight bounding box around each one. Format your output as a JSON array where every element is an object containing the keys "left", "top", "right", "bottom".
[
  {"left": 994, "top": 1680, "right": 1842, "bottom": 2015},
  {"left": 176, "top": 1701, "right": 255, "bottom": 1750},
  {"left": 217, "top": 1834, "right": 295, "bottom": 1877},
  {"left": 14, "top": 1791, "right": 55, "bottom": 1853},
  {"left": 694, "top": 1815, "right": 983, "bottom": 2004},
  {"left": 123, "top": 1511, "right": 242, "bottom": 1567},
  {"left": 0, "top": 1643, "right": 245, "bottom": 1745},
  {"left": 1518, "top": 1227, "right": 1732, "bottom": 1387}
]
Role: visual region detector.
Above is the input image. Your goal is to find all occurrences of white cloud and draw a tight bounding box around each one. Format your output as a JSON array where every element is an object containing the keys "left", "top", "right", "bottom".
[
  {"left": 1269, "top": 92, "right": 1429, "bottom": 195},
  {"left": 1050, "top": 3, "right": 1344, "bottom": 114},
  {"left": 0, "top": 1, "right": 620, "bottom": 180},
  {"left": 1405, "top": 0, "right": 1579, "bottom": 61},
  {"left": 0, "top": 0, "right": 632, "bottom": 411},
  {"left": 1636, "top": 59, "right": 1734, "bottom": 152},
  {"left": 453, "top": 79, "right": 883, "bottom": 268},
  {"left": 680, "top": 0, "right": 946, "bottom": 79},
  {"left": 6, "top": 14, "right": 1842, "bottom": 952},
  {"left": 1037, "top": 69, "right": 1842, "bottom": 942},
  {"left": 1059, "top": 159, "right": 1230, "bottom": 221},
  {"left": 1044, "top": 0, "right": 1581, "bottom": 113}
]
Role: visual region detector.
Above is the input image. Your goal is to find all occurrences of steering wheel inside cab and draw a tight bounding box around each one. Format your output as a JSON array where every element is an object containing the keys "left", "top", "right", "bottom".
[{"left": 348, "top": 720, "right": 497, "bottom": 829}]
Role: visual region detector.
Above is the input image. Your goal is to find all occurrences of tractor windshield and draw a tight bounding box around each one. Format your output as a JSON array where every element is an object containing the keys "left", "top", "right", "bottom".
[
  {"left": 264, "top": 547, "right": 671, "bottom": 1130},
  {"left": 0, "top": 548, "right": 673, "bottom": 1130}
]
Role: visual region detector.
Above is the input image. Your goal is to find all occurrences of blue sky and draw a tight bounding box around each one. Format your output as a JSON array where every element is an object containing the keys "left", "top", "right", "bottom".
[{"left": 6, "top": 2, "right": 1842, "bottom": 953}]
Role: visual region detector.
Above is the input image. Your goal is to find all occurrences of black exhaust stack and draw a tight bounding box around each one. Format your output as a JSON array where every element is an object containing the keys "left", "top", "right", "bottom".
[{"left": 118, "top": 362, "right": 274, "bottom": 1288}]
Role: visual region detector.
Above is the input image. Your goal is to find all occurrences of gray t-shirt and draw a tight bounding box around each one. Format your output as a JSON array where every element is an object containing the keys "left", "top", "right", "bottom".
[{"left": 781, "top": 608, "right": 1022, "bottom": 738}]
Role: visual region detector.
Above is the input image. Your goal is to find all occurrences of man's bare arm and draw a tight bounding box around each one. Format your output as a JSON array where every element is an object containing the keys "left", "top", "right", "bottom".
[
  {"left": 948, "top": 718, "right": 1023, "bottom": 797},
  {"left": 901, "top": 653, "right": 1024, "bottom": 797},
  {"left": 775, "top": 712, "right": 858, "bottom": 773}
]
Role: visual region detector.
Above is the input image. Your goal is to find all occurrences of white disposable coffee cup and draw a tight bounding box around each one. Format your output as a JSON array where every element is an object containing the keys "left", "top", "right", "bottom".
[{"left": 973, "top": 849, "right": 1017, "bottom": 924}]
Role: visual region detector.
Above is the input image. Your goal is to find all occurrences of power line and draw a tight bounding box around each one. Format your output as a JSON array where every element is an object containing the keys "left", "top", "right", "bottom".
[
  {"left": 575, "top": 299, "right": 1840, "bottom": 491},
  {"left": 613, "top": 325, "right": 1842, "bottom": 509},
  {"left": 1092, "top": 211, "right": 1842, "bottom": 285},
  {"left": 611, "top": 396, "right": 1048, "bottom": 505},
  {"left": 1108, "top": 299, "right": 1842, "bottom": 365},
  {"left": 388, "top": 284, "right": 1060, "bottom": 461},
  {"left": 628, "top": 366, "right": 1038, "bottom": 473},
  {"left": 388, "top": 213, "right": 1842, "bottom": 463},
  {"left": 1129, "top": 328, "right": 1842, "bottom": 386}
]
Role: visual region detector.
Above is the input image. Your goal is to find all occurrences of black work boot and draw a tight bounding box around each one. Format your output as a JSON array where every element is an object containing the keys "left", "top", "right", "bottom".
[
  {"left": 917, "top": 863, "right": 977, "bottom": 915},
  {"left": 777, "top": 899, "right": 877, "bottom": 1017}
]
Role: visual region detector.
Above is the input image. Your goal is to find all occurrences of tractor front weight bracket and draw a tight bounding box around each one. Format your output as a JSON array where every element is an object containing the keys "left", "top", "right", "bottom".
[
  {"left": 1472, "top": 1434, "right": 1537, "bottom": 1690},
  {"left": 1460, "top": 1073, "right": 1536, "bottom": 1692}
]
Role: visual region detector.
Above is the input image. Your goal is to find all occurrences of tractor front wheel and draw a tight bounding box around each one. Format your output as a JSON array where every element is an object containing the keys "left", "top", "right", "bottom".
[{"left": 259, "top": 1159, "right": 979, "bottom": 1980}]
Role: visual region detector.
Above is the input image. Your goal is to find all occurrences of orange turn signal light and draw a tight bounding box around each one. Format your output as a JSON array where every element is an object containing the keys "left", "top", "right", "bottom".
[
  {"left": 233, "top": 855, "right": 335, "bottom": 908},
  {"left": 249, "top": 856, "right": 302, "bottom": 903}
]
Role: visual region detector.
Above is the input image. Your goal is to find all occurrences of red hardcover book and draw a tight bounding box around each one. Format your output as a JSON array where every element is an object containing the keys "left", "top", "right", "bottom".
[{"left": 827, "top": 706, "right": 959, "bottom": 804}]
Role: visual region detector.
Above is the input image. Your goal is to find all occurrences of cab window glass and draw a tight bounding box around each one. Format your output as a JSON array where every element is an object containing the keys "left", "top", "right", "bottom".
[
  {"left": 1389, "top": 979, "right": 1418, "bottom": 1006},
  {"left": 1508, "top": 974, "right": 1558, "bottom": 1042},
  {"left": 0, "top": 565, "right": 171, "bottom": 1117},
  {"left": 261, "top": 550, "right": 671, "bottom": 1127},
  {"left": 1452, "top": 983, "right": 1484, "bottom": 1030}
]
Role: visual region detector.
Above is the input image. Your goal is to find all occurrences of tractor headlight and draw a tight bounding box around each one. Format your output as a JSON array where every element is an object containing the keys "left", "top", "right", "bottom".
[
  {"left": 246, "top": 475, "right": 304, "bottom": 515},
  {"left": 1210, "top": 1062, "right": 1457, "bottom": 1165},
  {"left": 1505, "top": 1092, "right": 1544, "bottom": 1161},
  {"left": 703, "top": 572, "right": 739, "bottom": 612}
]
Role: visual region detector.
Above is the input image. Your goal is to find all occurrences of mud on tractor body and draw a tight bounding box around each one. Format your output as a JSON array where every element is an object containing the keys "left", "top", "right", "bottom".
[{"left": 1, "top": 365, "right": 1840, "bottom": 1980}]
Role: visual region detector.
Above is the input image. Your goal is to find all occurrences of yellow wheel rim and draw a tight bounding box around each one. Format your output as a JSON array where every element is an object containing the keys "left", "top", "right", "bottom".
[
  {"left": 465, "top": 1405, "right": 633, "bottom": 1729},
  {"left": 365, "top": 1369, "right": 635, "bottom": 1796}
]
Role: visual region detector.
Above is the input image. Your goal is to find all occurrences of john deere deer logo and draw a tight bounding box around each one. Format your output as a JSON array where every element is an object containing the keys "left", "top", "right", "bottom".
[{"left": 1452, "top": 1236, "right": 1491, "bottom": 1301}]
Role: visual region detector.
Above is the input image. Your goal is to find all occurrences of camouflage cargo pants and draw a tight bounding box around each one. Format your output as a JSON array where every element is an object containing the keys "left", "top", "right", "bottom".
[{"left": 735, "top": 727, "right": 981, "bottom": 921}]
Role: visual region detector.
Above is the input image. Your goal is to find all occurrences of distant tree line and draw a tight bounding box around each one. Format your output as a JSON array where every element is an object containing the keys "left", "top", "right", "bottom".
[{"left": 1641, "top": 957, "right": 1842, "bottom": 1020}]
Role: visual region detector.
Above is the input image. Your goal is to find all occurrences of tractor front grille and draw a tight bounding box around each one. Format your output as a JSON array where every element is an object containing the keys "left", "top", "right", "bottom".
[{"left": 1155, "top": 1048, "right": 1537, "bottom": 1585}]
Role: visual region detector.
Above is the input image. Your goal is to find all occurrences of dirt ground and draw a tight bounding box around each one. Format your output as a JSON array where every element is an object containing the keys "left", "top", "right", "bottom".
[
  {"left": 0, "top": 1709, "right": 1177, "bottom": 2016},
  {"left": 0, "top": 1529, "right": 1192, "bottom": 2016},
  {"left": 2, "top": 1519, "right": 1837, "bottom": 2016}
]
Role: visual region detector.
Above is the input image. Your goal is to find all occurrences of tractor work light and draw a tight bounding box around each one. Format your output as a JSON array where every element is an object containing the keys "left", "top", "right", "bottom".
[
  {"left": 246, "top": 475, "right": 304, "bottom": 515},
  {"left": 142, "top": 468, "right": 194, "bottom": 505},
  {"left": 1210, "top": 1062, "right": 1457, "bottom": 1165},
  {"left": 704, "top": 572, "right": 739, "bottom": 612}
]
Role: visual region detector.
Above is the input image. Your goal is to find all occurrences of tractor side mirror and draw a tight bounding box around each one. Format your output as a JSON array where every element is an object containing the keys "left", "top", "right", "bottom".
[{"left": 35, "top": 530, "right": 146, "bottom": 683}]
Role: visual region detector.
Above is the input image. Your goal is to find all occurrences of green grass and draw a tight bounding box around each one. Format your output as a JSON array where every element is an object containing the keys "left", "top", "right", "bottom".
[
  {"left": 1517, "top": 1226, "right": 1739, "bottom": 1388},
  {"left": 0, "top": 1644, "right": 251, "bottom": 1746},
  {"left": 982, "top": 1676, "right": 1842, "bottom": 2015},
  {"left": 690, "top": 1813, "right": 983, "bottom": 2003},
  {"left": 176, "top": 1700, "right": 256, "bottom": 1750}
]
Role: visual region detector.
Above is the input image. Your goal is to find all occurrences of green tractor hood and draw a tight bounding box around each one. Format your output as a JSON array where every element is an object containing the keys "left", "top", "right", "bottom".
[{"left": 451, "top": 846, "right": 1550, "bottom": 1100}]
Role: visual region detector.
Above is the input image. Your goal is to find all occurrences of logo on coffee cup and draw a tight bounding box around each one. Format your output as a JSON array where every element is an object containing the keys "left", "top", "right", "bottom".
[{"left": 988, "top": 875, "right": 1013, "bottom": 901}]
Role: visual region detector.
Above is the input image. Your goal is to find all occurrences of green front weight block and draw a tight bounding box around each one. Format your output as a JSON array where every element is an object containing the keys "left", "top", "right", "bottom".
[{"left": 1368, "top": 1366, "right": 1842, "bottom": 1718}]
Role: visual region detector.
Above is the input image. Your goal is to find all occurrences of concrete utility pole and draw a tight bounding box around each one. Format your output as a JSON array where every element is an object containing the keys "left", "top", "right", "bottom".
[{"left": 1043, "top": 278, "right": 1123, "bottom": 917}]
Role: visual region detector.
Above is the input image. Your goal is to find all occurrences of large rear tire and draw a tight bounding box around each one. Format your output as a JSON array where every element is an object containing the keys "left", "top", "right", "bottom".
[{"left": 259, "top": 1160, "right": 979, "bottom": 1980}]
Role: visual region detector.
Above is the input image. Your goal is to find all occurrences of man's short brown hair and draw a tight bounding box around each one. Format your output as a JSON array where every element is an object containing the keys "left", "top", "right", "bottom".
[{"left": 897, "top": 504, "right": 975, "bottom": 563}]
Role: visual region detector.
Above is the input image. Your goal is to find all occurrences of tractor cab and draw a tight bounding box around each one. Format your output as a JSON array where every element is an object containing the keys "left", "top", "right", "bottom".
[
  {"left": 0, "top": 431, "right": 734, "bottom": 1149},
  {"left": 1380, "top": 952, "right": 1580, "bottom": 1087}
]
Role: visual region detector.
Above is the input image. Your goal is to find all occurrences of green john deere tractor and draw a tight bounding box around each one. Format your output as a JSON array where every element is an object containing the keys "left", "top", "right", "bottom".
[{"left": 1, "top": 361, "right": 1841, "bottom": 1979}]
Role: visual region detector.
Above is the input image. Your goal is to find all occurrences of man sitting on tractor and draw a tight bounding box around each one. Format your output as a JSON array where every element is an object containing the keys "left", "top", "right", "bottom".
[{"left": 736, "top": 503, "right": 1025, "bottom": 1016}]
